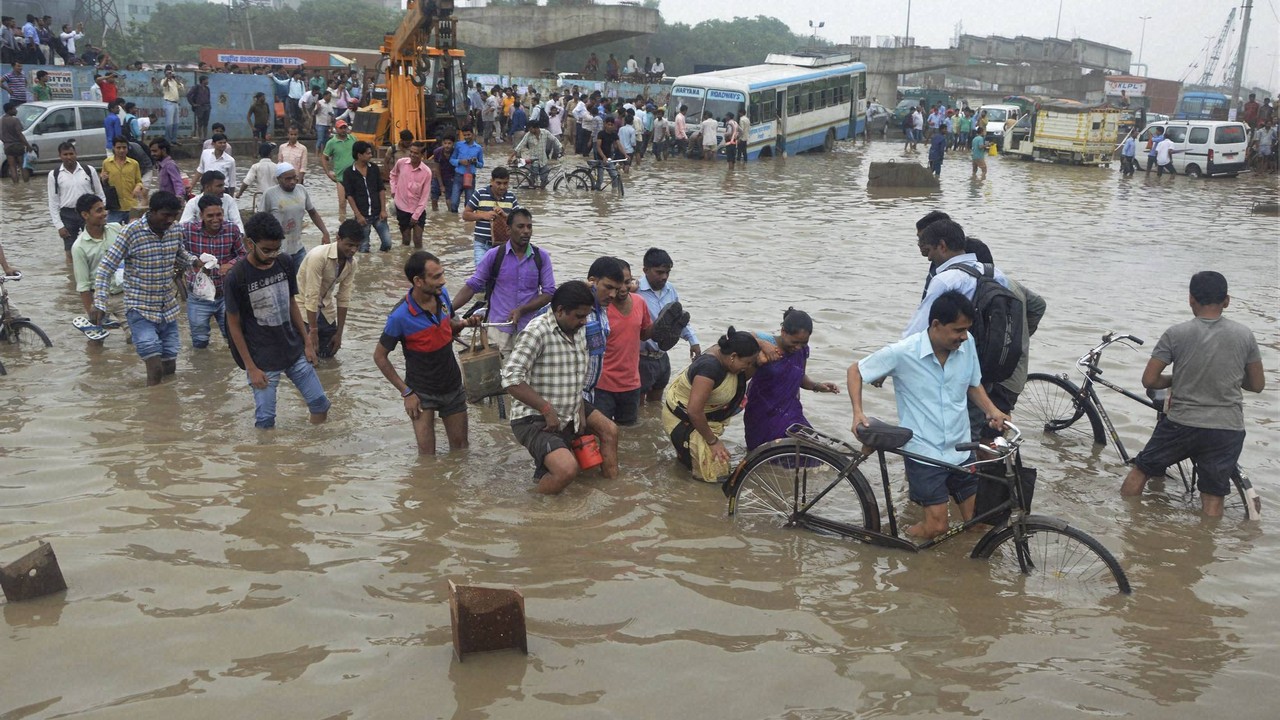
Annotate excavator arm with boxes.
[353,0,467,149]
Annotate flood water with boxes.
[2,139,1278,719]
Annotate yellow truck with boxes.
[1002,101,1122,166]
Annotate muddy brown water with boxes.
[1,139,1278,719]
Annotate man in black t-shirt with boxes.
[224,212,331,430]
[341,140,392,252]
[591,117,625,190]
[373,250,482,455]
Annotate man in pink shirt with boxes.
[389,141,432,249]
[594,259,653,426]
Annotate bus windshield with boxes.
[671,86,744,123]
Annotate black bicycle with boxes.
[0,272,53,376]
[1020,332,1260,520]
[725,421,1132,599]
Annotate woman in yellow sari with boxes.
[663,327,760,482]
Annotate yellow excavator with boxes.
[353,0,469,149]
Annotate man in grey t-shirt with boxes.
[261,162,330,268]
[1121,271,1265,516]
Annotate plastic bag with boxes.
[191,271,216,302]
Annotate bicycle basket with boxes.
[973,466,1037,527]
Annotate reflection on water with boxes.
[1,138,1278,718]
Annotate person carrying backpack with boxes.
[449,207,556,360]
[904,218,1025,439]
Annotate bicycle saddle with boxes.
[855,418,913,450]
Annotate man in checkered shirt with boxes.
[92,191,202,386]
[502,280,619,494]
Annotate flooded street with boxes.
[2,139,1278,719]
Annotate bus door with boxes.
[776,89,787,151]
[850,74,863,135]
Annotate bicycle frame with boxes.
[772,425,1032,558]
[1071,334,1160,464]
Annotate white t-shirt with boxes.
[625,58,639,73]
[652,62,664,75]
[1155,137,1176,165]
[700,118,718,146]
[314,100,334,127]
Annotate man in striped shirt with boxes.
[502,280,619,494]
[91,191,202,385]
[463,166,519,266]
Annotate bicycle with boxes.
[0,272,54,376]
[1019,332,1260,520]
[553,158,628,197]
[725,421,1132,599]
[508,160,567,191]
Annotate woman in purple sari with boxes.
[744,308,841,450]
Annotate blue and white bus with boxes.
[668,53,867,159]
[1175,91,1229,120]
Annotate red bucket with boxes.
[571,434,603,471]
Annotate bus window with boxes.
[749,92,762,124]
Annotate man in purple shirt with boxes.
[450,208,555,358]
[149,138,184,198]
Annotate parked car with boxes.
[1134,120,1248,177]
[0,101,109,177]
[865,103,891,137]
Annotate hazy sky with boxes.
[658,0,1280,91]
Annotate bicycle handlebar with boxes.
[954,421,1022,455]
[1078,332,1146,367]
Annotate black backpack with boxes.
[945,263,1024,384]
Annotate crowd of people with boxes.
[0,61,1268,529]
[1,14,113,69]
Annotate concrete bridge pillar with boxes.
[867,73,899,107]
[498,49,558,78]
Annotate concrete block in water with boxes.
[868,161,940,189]
[449,580,528,661]
[1,542,67,602]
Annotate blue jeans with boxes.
[290,248,306,269]
[358,218,393,252]
[107,210,131,224]
[187,295,227,349]
[473,238,491,267]
[316,124,330,153]
[164,100,179,142]
[127,308,180,361]
[450,174,472,215]
[249,354,331,429]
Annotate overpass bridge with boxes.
[456,2,660,77]
[846,35,1133,105]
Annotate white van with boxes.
[1,101,110,177]
[1135,120,1248,177]
[978,103,1020,148]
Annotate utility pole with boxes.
[905,0,911,47]
[1137,16,1151,70]
[1055,0,1064,39]
[1229,0,1252,111]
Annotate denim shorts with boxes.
[127,308,180,361]
[1133,417,1244,496]
[904,456,977,506]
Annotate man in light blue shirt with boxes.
[904,218,1007,337]
[850,290,1009,539]
[636,247,700,402]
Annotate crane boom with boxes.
[1197,8,1235,86]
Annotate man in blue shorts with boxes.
[847,290,1009,539]
[1121,271,1264,516]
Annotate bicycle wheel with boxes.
[973,517,1131,598]
[1020,373,1105,444]
[552,171,592,196]
[1172,461,1261,521]
[728,444,880,534]
[10,320,52,347]
[509,168,533,189]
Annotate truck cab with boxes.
[978,104,1020,149]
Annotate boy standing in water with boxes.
[636,247,700,402]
